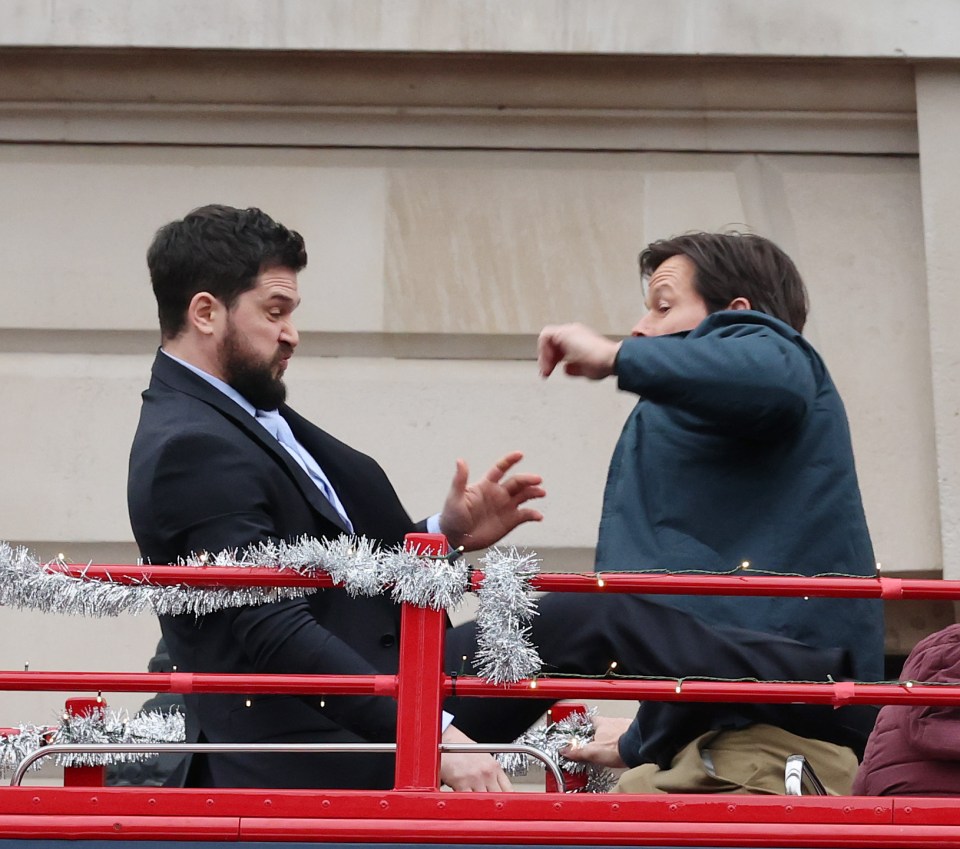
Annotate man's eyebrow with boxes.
[644,280,675,305]
[265,292,301,307]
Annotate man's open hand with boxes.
[439,451,544,551]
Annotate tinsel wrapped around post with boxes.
[497,708,616,793]
[473,547,542,684]
[0,537,540,684]
[0,709,186,777]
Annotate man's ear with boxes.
[187,292,221,336]
[727,296,752,312]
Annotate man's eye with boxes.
[658,304,671,314]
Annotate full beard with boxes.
[220,328,289,411]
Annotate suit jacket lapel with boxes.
[150,353,352,535]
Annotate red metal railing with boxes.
[2,538,960,846]
[44,562,953,600]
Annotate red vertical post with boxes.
[544,702,588,793]
[62,696,106,787]
[393,533,449,791]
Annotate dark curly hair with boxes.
[147,204,307,339]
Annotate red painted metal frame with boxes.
[62,698,106,787]
[47,561,960,600]
[394,534,447,790]
[0,673,955,708]
[4,554,960,845]
[0,788,959,846]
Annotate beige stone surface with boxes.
[2,0,959,59]
[917,69,960,581]
[0,146,389,333]
[385,163,646,334]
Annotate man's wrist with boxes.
[610,340,625,376]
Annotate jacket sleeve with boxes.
[230,598,398,742]
[151,430,398,742]
[614,321,817,438]
[617,713,645,769]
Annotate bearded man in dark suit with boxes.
[128,204,545,791]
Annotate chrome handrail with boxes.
[11,741,565,790]
[784,754,827,796]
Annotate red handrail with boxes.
[4,540,960,847]
[0,672,955,707]
[47,562,957,600]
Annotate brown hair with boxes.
[639,232,808,332]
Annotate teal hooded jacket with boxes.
[596,311,884,766]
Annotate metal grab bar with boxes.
[784,754,828,796]
[11,742,565,790]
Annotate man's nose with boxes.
[281,321,299,349]
[630,314,650,337]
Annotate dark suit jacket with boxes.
[128,352,424,788]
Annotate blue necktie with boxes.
[255,409,354,533]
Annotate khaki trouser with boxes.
[615,723,858,795]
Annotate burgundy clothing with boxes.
[853,624,960,796]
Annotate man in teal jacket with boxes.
[537,232,883,793]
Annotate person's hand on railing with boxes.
[439,724,514,792]
[560,715,632,768]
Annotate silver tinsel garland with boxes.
[498,708,616,793]
[2,706,617,793]
[0,708,185,776]
[0,537,538,683]
[473,547,541,684]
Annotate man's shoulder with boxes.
[132,372,260,475]
[691,310,802,341]
[139,355,251,431]
[691,310,827,374]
